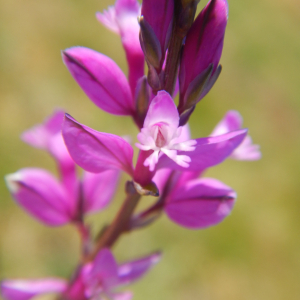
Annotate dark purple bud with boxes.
[139,16,162,69]
[141,0,174,71]
[179,0,228,109]
[134,76,150,128]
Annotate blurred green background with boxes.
[1,0,300,299]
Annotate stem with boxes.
[75,221,91,258]
[84,181,141,262]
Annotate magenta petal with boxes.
[62,47,134,116]
[1,278,67,300]
[156,129,247,171]
[117,252,161,286]
[82,170,120,214]
[21,110,65,150]
[90,249,119,288]
[144,91,179,128]
[5,168,73,226]
[180,0,228,103]
[165,178,236,229]
[62,114,134,176]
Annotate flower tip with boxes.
[5,173,22,193]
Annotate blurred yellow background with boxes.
[1,0,300,299]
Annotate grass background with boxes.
[1,0,300,299]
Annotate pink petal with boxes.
[62,114,134,176]
[1,278,67,300]
[144,91,179,129]
[48,133,78,199]
[211,110,243,136]
[156,129,247,172]
[62,47,134,116]
[21,110,65,150]
[5,168,73,226]
[90,249,119,288]
[97,0,144,95]
[117,252,161,286]
[165,178,236,229]
[110,292,133,300]
[211,111,261,161]
[82,170,120,214]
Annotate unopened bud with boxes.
[180,64,213,112]
[139,16,162,70]
[147,64,161,91]
[179,105,195,126]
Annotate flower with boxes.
[211,110,261,160]
[1,249,161,300]
[5,111,120,226]
[136,91,197,171]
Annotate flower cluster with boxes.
[1,0,261,299]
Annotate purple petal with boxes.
[62,114,134,176]
[141,0,173,64]
[165,178,236,229]
[21,110,64,150]
[117,252,161,286]
[5,168,74,226]
[180,0,228,104]
[144,91,179,128]
[62,47,134,116]
[156,129,248,171]
[1,278,67,300]
[211,111,261,161]
[90,249,119,288]
[82,170,120,214]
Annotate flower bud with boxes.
[179,0,228,111]
[141,0,174,72]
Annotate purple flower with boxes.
[96,0,144,94]
[211,110,261,160]
[136,91,197,171]
[1,249,161,300]
[62,91,247,189]
[5,112,120,226]
[179,0,228,112]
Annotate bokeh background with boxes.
[1,0,300,299]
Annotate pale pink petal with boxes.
[117,252,161,286]
[110,292,133,300]
[1,278,67,300]
[97,0,144,95]
[165,178,236,229]
[21,110,64,150]
[211,111,261,161]
[62,47,134,116]
[5,168,73,226]
[156,129,248,171]
[62,114,134,176]
[144,91,179,129]
[82,170,120,214]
